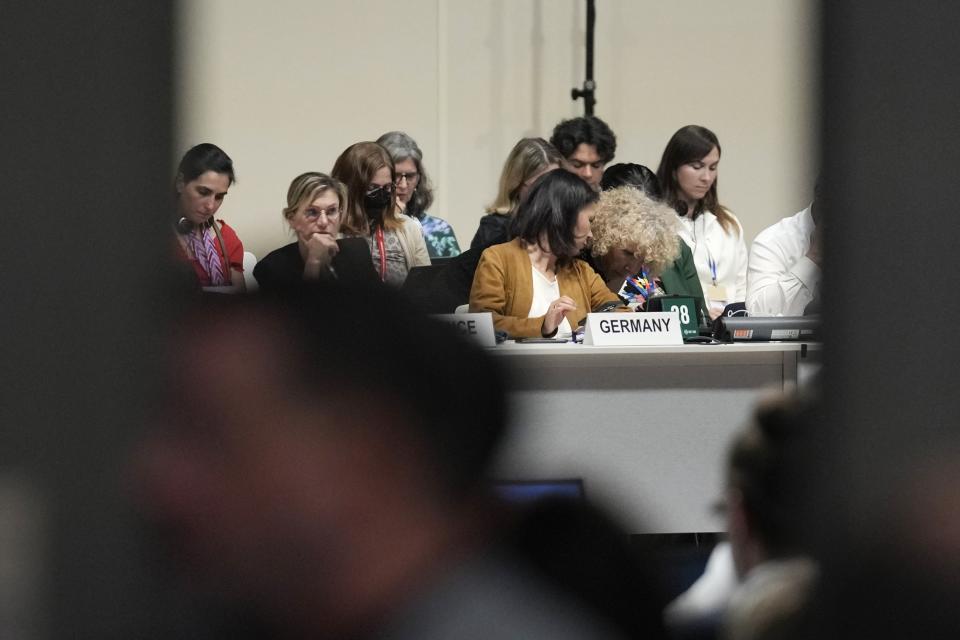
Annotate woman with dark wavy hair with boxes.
[469,171,622,338]
[657,125,747,319]
[172,143,246,293]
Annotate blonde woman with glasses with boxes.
[253,172,379,291]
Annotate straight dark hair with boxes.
[656,125,737,235]
[175,143,235,187]
[600,163,662,200]
[511,170,598,268]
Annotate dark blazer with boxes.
[470,213,511,252]
[404,248,484,314]
[253,238,379,291]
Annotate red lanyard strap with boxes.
[375,226,387,281]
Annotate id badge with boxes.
[706,284,728,302]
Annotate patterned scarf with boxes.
[186,225,227,285]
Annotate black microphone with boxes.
[592,300,620,313]
[579,300,621,328]
[673,201,688,217]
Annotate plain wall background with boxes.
[177,0,817,261]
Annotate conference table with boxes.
[488,341,820,534]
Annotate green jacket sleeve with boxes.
[660,239,709,325]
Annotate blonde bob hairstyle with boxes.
[590,186,681,273]
[282,172,348,224]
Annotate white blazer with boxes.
[677,210,748,312]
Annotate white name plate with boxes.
[432,312,497,347]
[582,311,683,346]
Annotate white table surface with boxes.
[486,341,819,533]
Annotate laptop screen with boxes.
[491,479,585,504]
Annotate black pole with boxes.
[571,0,596,116]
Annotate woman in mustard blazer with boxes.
[469,170,622,338]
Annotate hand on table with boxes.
[542,296,577,336]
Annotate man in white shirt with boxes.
[746,199,822,316]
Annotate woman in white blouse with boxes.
[657,125,748,320]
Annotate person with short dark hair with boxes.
[377,131,461,259]
[599,162,661,199]
[252,172,379,291]
[550,115,617,190]
[722,396,818,640]
[657,125,748,319]
[331,142,430,285]
[173,143,246,292]
[665,395,818,640]
[469,170,623,338]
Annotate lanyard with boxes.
[692,215,718,286]
[375,225,387,281]
[626,267,656,301]
[640,266,655,298]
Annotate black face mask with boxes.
[364,186,393,216]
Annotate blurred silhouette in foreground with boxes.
[134,282,665,639]
[666,394,817,640]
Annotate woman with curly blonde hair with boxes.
[587,184,707,318]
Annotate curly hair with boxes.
[550,116,617,163]
[590,187,681,273]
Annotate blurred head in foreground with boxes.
[135,283,509,635]
[725,394,812,577]
[722,394,818,640]
[134,283,659,638]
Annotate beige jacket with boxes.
[395,214,431,269]
[469,239,623,337]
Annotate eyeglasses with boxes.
[366,183,394,195]
[394,171,419,185]
[304,206,340,220]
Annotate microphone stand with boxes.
[570,0,596,116]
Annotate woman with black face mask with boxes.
[332,142,430,285]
